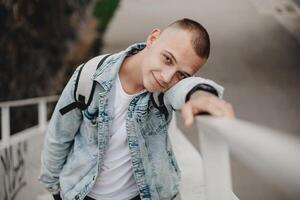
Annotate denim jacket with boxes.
[39,43,224,200]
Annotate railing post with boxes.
[198,125,233,200]
[38,100,47,131]
[1,106,10,146]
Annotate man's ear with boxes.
[146,28,161,48]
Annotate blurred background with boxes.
[0,0,299,199]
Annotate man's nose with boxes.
[161,67,177,83]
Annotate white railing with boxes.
[0,96,59,148]
[1,96,300,200]
[196,117,300,200]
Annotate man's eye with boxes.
[176,72,187,80]
[164,55,172,64]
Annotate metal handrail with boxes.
[196,116,300,200]
[0,95,59,108]
[1,96,300,199]
[0,95,59,147]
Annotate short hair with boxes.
[166,18,210,59]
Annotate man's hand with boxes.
[181,91,235,127]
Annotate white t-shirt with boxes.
[88,74,145,200]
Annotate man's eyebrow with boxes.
[164,50,177,64]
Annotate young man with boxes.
[39,18,234,200]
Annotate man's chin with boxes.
[144,79,166,92]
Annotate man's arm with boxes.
[164,77,234,126]
[38,66,83,194]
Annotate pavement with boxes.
[102,0,300,199]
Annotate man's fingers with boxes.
[189,96,235,118]
[181,103,195,127]
[215,100,235,118]
[225,102,235,117]
[204,100,224,117]
[182,93,235,128]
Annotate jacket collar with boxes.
[92,43,146,92]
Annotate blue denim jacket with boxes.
[39,43,224,200]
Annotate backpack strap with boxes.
[150,92,169,120]
[59,54,110,115]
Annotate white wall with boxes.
[0,128,47,200]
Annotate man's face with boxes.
[141,27,206,92]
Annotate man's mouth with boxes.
[152,73,165,88]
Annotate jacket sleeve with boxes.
[38,66,83,194]
[163,76,224,110]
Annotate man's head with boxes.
[141,18,210,92]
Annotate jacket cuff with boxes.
[164,77,224,110]
[185,83,219,102]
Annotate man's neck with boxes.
[119,49,146,95]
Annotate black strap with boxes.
[185,83,218,102]
[59,101,86,115]
[96,54,111,69]
[150,93,169,120]
[52,193,61,200]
